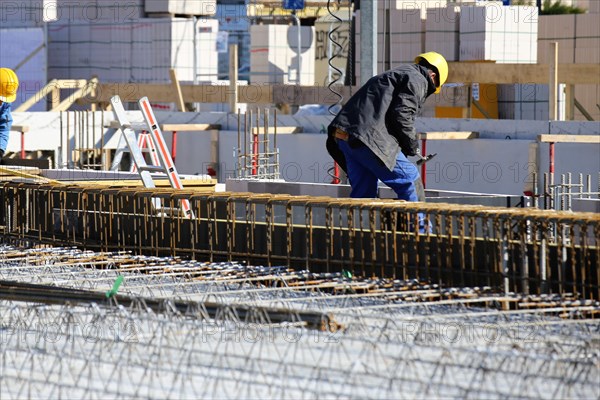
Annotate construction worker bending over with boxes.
[0,68,19,160]
[326,52,448,202]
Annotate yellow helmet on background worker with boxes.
[0,68,19,103]
[415,52,448,94]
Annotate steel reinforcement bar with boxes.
[1,182,598,299]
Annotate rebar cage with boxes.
[1,182,598,299]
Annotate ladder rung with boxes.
[138,165,165,173]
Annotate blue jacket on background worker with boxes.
[327,52,448,202]
[0,68,20,160]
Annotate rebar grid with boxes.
[1,289,599,396]
[1,244,599,399]
[543,172,600,211]
[236,108,281,180]
[1,183,598,299]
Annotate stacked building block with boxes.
[355,9,424,82]
[0,28,47,111]
[54,0,145,22]
[459,4,538,64]
[49,18,218,84]
[425,5,461,62]
[537,13,600,121]
[458,4,540,120]
[145,0,216,16]
[250,25,315,85]
[537,14,576,64]
[0,0,57,27]
[497,84,549,120]
[378,0,448,11]
[573,14,600,121]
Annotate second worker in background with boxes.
[0,68,19,161]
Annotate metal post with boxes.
[229,44,239,113]
[532,172,539,209]
[549,42,558,121]
[359,0,377,85]
[20,131,25,159]
[502,226,509,296]
[567,172,572,211]
[549,141,555,208]
[291,13,302,84]
[540,237,547,294]
[560,174,566,211]
[421,136,427,188]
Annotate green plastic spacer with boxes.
[106,275,124,298]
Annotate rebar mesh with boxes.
[1,245,598,399]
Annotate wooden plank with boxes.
[0,166,61,184]
[69,179,217,189]
[10,125,29,133]
[447,63,600,85]
[79,62,600,107]
[53,77,99,112]
[14,80,58,112]
[251,126,303,134]
[169,69,186,112]
[0,166,39,176]
[538,134,600,143]
[160,124,221,131]
[420,132,479,140]
[56,79,89,88]
[271,85,354,107]
[92,83,273,104]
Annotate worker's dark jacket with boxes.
[327,64,436,172]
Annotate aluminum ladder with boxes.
[110,95,193,218]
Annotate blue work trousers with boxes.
[337,139,420,200]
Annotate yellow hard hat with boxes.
[415,52,448,94]
[0,68,19,103]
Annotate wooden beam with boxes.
[74,62,599,108]
[169,69,186,112]
[271,85,354,107]
[0,166,62,185]
[66,179,217,189]
[419,132,479,140]
[14,79,57,112]
[53,77,99,112]
[93,83,273,104]
[55,79,89,88]
[252,126,303,134]
[10,125,29,133]
[565,85,575,121]
[538,134,600,144]
[160,124,221,131]
[447,63,600,85]
[574,98,595,121]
